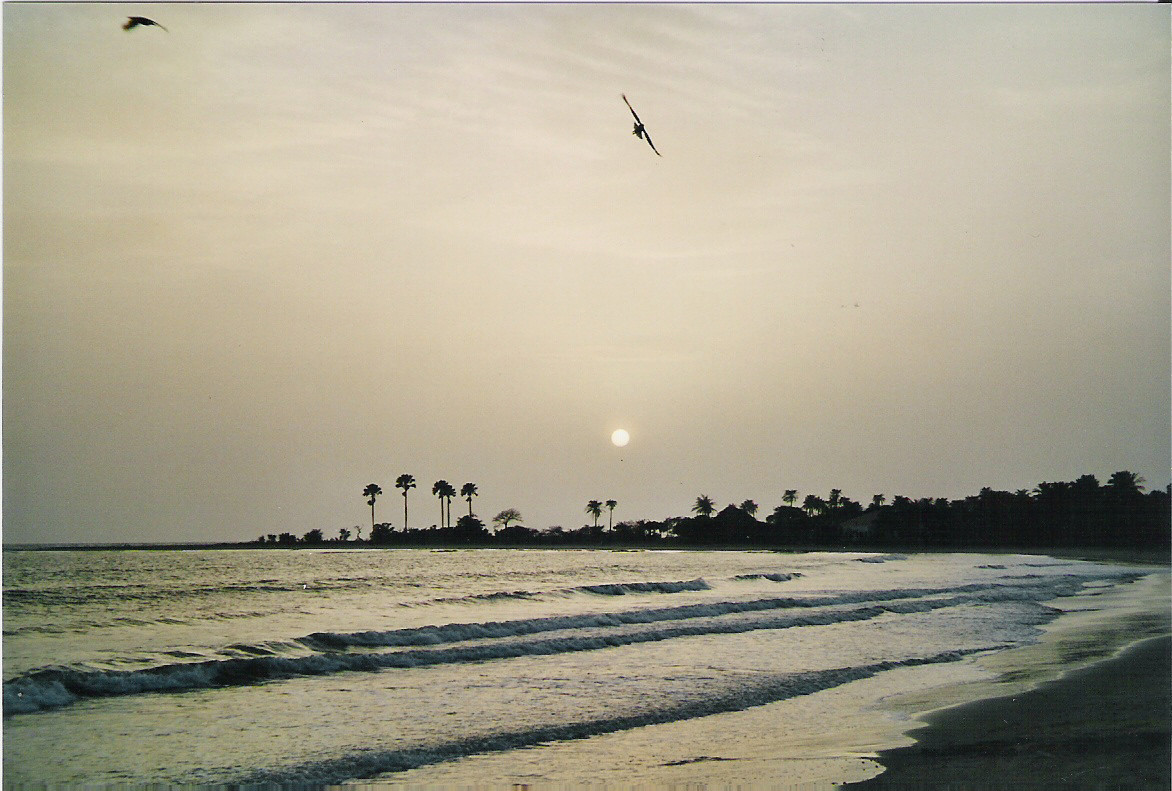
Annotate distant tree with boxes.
[277,532,298,545]
[496,523,539,544]
[693,495,716,518]
[267,533,278,543]
[606,499,618,529]
[432,480,453,528]
[767,503,803,527]
[432,480,445,526]
[1107,470,1146,495]
[370,523,395,544]
[493,508,523,530]
[440,481,458,527]
[461,482,479,517]
[454,514,489,543]
[362,484,382,532]
[827,489,843,512]
[783,490,798,508]
[802,494,824,516]
[1073,474,1101,492]
[739,500,758,517]
[586,500,603,527]
[1033,481,1065,498]
[871,494,886,509]
[302,528,325,544]
[395,474,417,530]
[838,496,864,518]
[338,527,351,542]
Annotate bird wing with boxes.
[125,16,167,31]
[622,94,642,125]
[643,129,662,156]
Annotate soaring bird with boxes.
[622,94,661,157]
[122,16,168,32]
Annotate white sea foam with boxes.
[2,574,1110,716]
[2,549,1157,788]
[194,648,1001,788]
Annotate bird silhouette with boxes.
[123,16,168,32]
[622,94,661,157]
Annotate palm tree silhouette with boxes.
[740,500,758,517]
[692,495,716,518]
[871,494,886,509]
[440,481,458,527]
[432,480,451,528]
[605,499,618,529]
[802,494,824,516]
[1107,470,1146,495]
[362,484,382,532]
[461,482,479,517]
[586,500,603,528]
[395,474,416,530]
[783,490,798,508]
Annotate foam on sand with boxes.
[847,635,1171,789]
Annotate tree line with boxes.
[253,470,1168,550]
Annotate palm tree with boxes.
[783,490,798,508]
[440,481,458,528]
[605,499,618,529]
[586,500,603,528]
[871,494,886,509]
[395,474,416,530]
[461,482,479,517]
[802,493,824,516]
[432,480,451,528]
[827,489,843,512]
[692,495,716,518]
[740,499,758,517]
[362,484,382,531]
[1107,470,1146,495]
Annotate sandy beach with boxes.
[845,635,1171,790]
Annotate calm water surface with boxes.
[3,548,1167,788]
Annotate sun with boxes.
[611,429,630,447]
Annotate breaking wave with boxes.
[3,574,1110,718]
[191,647,1000,787]
[416,578,715,607]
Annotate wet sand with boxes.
[845,635,1171,790]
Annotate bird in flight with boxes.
[622,94,661,157]
[123,16,168,32]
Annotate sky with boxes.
[3,2,1170,544]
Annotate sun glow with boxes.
[611,429,630,447]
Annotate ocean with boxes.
[2,548,1168,788]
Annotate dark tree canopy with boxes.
[254,471,1167,551]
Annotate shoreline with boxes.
[4,543,1168,566]
[845,635,1172,790]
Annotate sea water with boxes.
[2,548,1167,788]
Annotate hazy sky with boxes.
[4,3,1169,544]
